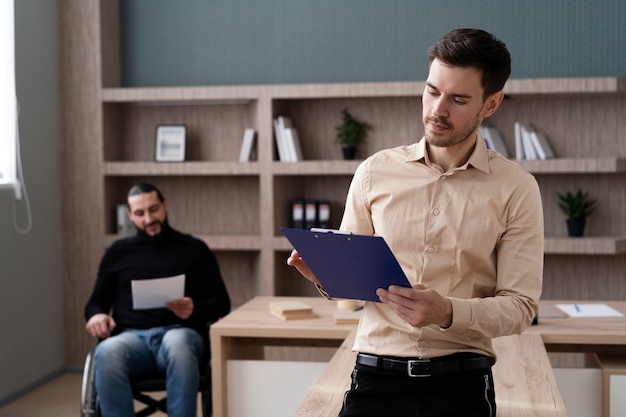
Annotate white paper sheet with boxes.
[556,303,623,318]
[131,274,185,310]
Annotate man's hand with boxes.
[376,284,453,328]
[85,313,116,339]
[287,249,321,285]
[167,297,194,320]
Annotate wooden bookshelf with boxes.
[59,0,626,366]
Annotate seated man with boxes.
[85,182,231,417]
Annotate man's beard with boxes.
[424,112,481,148]
[137,216,170,240]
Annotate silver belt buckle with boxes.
[407,358,431,377]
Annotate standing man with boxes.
[288,29,543,417]
[85,182,231,417]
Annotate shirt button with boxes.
[419,341,427,347]
[433,209,440,216]
[427,246,435,253]
[422,283,430,288]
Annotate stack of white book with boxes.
[514,122,556,160]
[274,116,303,162]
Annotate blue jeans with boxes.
[94,325,204,417]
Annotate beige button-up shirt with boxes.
[340,136,544,359]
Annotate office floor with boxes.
[0,373,179,417]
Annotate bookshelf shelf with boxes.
[517,158,626,174]
[60,1,626,366]
[103,161,261,176]
[105,234,263,251]
[545,236,626,255]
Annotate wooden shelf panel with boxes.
[102,77,626,102]
[105,234,262,251]
[545,236,626,255]
[516,158,626,174]
[278,235,626,255]
[103,161,260,176]
[272,160,361,175]
[504,77,626,96]
[102,86,259,104]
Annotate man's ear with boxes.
[483,91,505,118]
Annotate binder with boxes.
[290,199,305,229]
[304,200,317,229]
[316,200,331,228]
[280,227,411,302]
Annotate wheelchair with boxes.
[80,346,212,417]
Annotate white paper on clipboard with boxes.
[131,274,185,310]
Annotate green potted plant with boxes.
[556,189,596,237]
[335,108,371,160]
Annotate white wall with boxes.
[0,0,63,406]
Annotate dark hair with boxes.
[428,28,511,101]
[127,182,165,203]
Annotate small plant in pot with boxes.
[556,189,596,237]
[335,108,371,160]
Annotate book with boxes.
[520,124,538,160]
[333,309,362,324]
[269,300,314,315]
[284,127,303,161]
[270,310,320,320]
[529,131,555,159]
[514,122,525,160]
[269,300,319,320]
[116,204,134,236]
[479,126,509,158]
[273,117,292,162]
[238,128,256,162]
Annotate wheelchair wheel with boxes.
[80,348,100,417]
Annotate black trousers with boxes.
[338,362,496,417]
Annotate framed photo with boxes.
[155,125,186,162]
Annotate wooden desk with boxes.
[210,297,355,417]
[211,298,626,417]
[527,301,626,353]
[292,332,568,417]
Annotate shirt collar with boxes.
[405,135,491,174]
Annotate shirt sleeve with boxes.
[446,178,544,338]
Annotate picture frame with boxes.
[155,125,186,162]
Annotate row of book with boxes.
[290,199,331,230]
[274,116,303,162]
[514,122,555,160]
[479,123,555,160]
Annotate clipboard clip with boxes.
[309,228,352,235]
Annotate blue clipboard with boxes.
[280,227,411,302]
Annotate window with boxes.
[0,0,20,199]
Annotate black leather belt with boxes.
[356,353,495,377]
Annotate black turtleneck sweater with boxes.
[84,224,231,348]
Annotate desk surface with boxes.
[528,300,626,347]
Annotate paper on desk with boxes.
[556,303,623,318]
[131,274,185,310]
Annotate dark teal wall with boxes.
[121,0,626,87]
